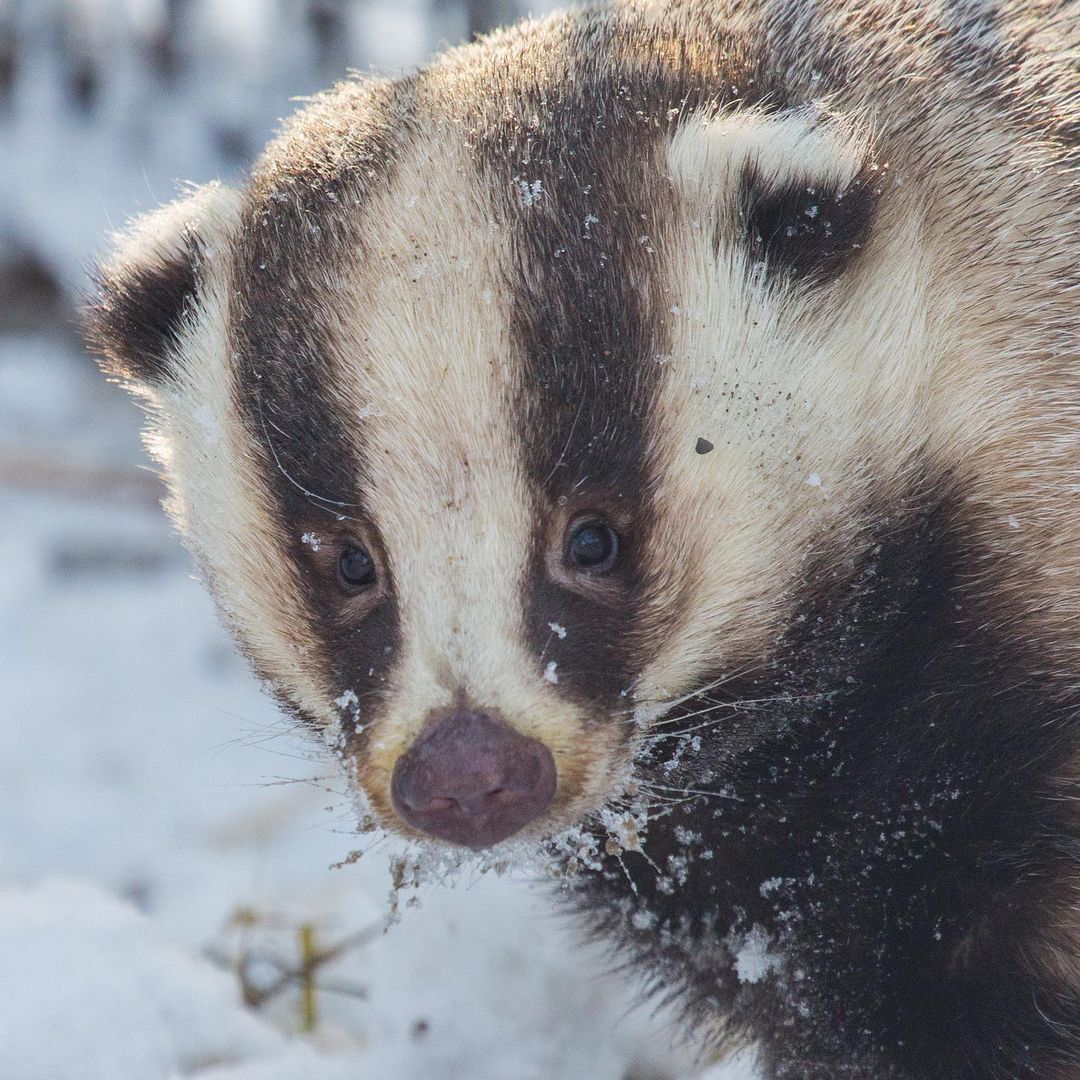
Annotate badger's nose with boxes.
[390,709,557,849]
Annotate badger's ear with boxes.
[85,181,242,385]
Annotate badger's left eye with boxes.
[566,519,620,573]
[337,542,376,593]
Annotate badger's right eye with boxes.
[566,518,620,574]
[337,542,376,593]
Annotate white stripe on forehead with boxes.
[669,105,870,197]
[636,109,933,703]
[329,125,553,738]
[138,185,335,725]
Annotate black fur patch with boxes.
[567,484,1080,1079]
[492,81,666,706]
[85,238,200,384]
[228,81,415,731]
[740,160,885,287]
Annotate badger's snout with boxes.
[390,709,557,849]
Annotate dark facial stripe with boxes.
[739,158,886,287]
[468,13,803,710]
[493,72,672,705]
[228,80,415,732]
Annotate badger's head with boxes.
[87,10,937,856]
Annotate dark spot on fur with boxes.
[695,437,714,454]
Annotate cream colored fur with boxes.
[116,184,338,727]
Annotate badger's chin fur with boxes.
[87,1,1078,1076]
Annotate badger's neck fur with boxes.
[571,486,1079,1080]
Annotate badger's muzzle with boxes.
[390,709,557,849]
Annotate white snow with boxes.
[335,688,359,709]
[729,925,784,985]
[516,178,544,206]
[759,877,783,897]
[544,659,560,683]
[0,879,283,1080]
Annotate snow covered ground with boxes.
[0,336,760,1079]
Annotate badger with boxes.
[86,0,1079,1075]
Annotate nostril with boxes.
[390,708,557,849]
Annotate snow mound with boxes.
[0,874,752,1080]
[191,1045,364,1080]
[0,879,282,1080]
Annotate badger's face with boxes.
[90,15,928,854]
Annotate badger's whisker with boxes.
[644,692,823,739]
[257,398,360,517]
[612,666,761,720]
[638,781,743,803]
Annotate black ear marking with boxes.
[84,181,241,385]
[740,160,886,286]
[85,233,201,385]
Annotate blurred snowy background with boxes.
[0,2,757,1078]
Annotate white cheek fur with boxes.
[136,185,337,729]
